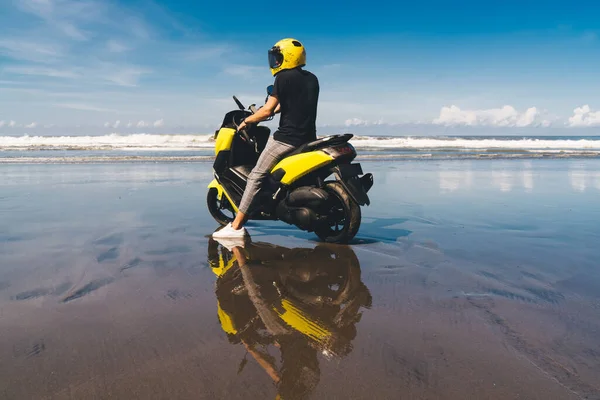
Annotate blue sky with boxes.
[2,0,600,135]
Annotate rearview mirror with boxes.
[265,85,274,104]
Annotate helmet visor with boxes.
[268,48,283,69]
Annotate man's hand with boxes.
[239,95,279,131]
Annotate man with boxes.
[212,38,320,240]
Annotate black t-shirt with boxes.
[271,68,319,147]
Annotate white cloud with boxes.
[9,121,16,127]
[344,118,385,127]
[59,22,88,41]
[1,0,242,126]
[103,67,151,86]
[582,31,598,44]
[16,0,96,41]
[433,105,550,127]
[515,107,538,127]
[7,62,151,87]
[25,122,37,128]
[104,120,121,128]
[107,39,129,53]
[4,66,80,79]
[223,65,265,79]
[126,121,133,128]
[153,119,164,127]
[17,0,54,20]
[55,103,115,112]
[0,120,5,128]
[128,17,151,39]
[136,120,147,128]
[0,39,63,63]
[2,1,154,90]
[567,105,600,127]
[183,45,229,61]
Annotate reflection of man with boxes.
[209,238,372,399]
[232,245,321,399]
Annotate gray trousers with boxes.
[238,136,295,214]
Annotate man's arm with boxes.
[238,95,279,131]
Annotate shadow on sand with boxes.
[243,217,413,245]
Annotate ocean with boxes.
[2,133,600,163]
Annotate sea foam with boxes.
[2,133,600,151]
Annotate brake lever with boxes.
[233,119,251,142]
[240,129,251,143]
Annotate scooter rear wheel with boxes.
[207,188,235,226]
[315,182,361,244]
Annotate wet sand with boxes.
[1,160,599,399]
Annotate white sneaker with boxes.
[212,222,248,239]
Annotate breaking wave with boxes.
[348,136,600,150]
[0,133,216,151]
[1,133,600,152]
[1,133,600,163]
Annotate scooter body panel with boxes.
[208,178,239,212]
[214,127,236,154]
[271,150,334,185]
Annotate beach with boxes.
[1,159,599,399]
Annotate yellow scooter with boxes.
[207,87,374,243]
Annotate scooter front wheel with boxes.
[315,182,361,244]
[207,188,235,226]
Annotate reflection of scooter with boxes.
[208,238,372,400]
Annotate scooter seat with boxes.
[231,164,254,179]
[288,133,354,156]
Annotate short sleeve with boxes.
[271,74,284,98]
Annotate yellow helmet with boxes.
[268,38,306,76]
